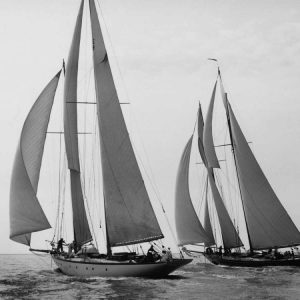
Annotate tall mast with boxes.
[218,68,253,251]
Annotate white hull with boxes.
[52,255,192,277]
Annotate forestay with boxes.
[89,0,163,247]
[10,71,61,246]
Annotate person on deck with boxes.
[218,246,223,255]
[166,247,173,262]
[68,240,76,257]
[57,238,65,253]
[147,245,158,262]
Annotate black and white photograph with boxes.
[1,0,300,299]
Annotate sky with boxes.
[1,0,300,254]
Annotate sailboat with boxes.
[9,0,191,277]
[175,62,300,267]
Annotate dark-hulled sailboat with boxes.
[175,63,300,267]
[9,0,191,277]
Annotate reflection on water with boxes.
[0,255,300,299]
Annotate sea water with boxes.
[0,254,299,299]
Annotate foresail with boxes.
[203,80,220,168]
[10,71,61,245]
[64,0,92,245]
[89,0,163,247]
[227,103,300,249]
[199,103,242,248]
[207,169,243,249]
[175,136,211,246]
[204,179,216,247]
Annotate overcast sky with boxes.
[1,0,300,254]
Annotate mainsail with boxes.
[10,71,61,246]
[175,136,211,246]
[89,0,163,247]
[226,102,300,249]
[64,0,92,245]
[217,69,300,250]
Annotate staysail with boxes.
[207,169,243,248]
[199,103,242,248]
[226,102,300,249]
[175,136,211,246]
[203,179,216,247]
[64,0,92,245]
[89,0,163,247]
[10,71,61,246]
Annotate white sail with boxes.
[64,0,92,245]
[227,102,300,249]
[175,136,211,246]
[10,71,61,245]
[89,0,163,247]
[203,80,220,168]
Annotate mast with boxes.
[218,69,253,251]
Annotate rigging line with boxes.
[127,111,164,207]
[131,141,164,210]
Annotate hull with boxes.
[203,253,300,267]
[52,255,192,277]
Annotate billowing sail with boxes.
[10,71,61,246]
[199,101,242,248]
[227,103,300,249]
[175,136,211,246]
[203,80,220,168]
[89,0,163,247]
[64,0,92,245]
[204,186,216,247]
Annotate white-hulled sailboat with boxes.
[175,63,300,267]
[9,0,191,277]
